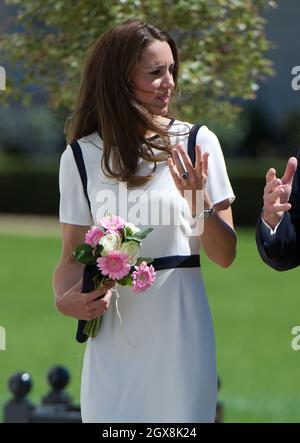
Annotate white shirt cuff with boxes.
[261,215,283,235]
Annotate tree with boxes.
[0,0,276,125]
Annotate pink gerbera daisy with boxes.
[85,226,104,246]
[131,261,156,293]
[97,250,131,280]
[100,215,125,234]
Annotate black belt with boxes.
[76,254,201,343]
[151,254,200,271]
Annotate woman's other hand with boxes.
[56,278,115,320]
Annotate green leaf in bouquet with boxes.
[117,275,133,286]
[94,244,104,257]
[93,273,105,290]
[93,274,115,292]
[104,210,113,218]
[130,227,154,240]
[125,236,142,244]
[120,227,127,243]
[124,225,132,237]
[135,257,154,266]
[73,244,96,264]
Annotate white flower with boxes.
[125,222,140,236]
[100,233,122,256]
[120,240,140,265]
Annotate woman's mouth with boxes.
[156,94,170,104]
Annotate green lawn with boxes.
[1,228,300,423]
[0,232,84,418]
[203,229,300,423]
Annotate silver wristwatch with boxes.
[192,206,215,220]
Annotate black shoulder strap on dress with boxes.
[70,140,91,344]
[70,140,91,210]
[187,123,203,167]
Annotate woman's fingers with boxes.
[59,280,114,320]
[169,146,189,181]
[195,144,203,176]
[87,289,113,319]
[102,289,113,304]
[167,157,182,188]
[85,281,114,301]
[96,289,113,314]
[202,152,209,177]
[168,144,208,187]
[175,144,194,176]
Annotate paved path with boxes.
[0,214,61,236]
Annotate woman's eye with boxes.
[149,65,175,76]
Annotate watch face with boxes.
[204,208,214,219]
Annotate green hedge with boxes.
[0,171,59,215]
[0,158,288,226]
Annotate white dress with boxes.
[59,120,235,423]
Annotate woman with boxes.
[53,18,237,423]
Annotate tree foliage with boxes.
[0,0,277,124]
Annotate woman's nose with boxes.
[162,72,175,89]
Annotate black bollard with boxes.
[42,365,72,405]
[3,372,34,423]
[4,366,81,423]
[31,365,81,423]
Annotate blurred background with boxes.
[1,0,300,423]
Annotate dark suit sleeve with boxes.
[256,149,300,271]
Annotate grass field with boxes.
[1,226,300,423]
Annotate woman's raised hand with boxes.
[168,143,208,191]
[167,143,211,215]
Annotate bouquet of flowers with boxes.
[73,211,156,338]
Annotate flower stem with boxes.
[83,316,102,338]
[83,276,112,338]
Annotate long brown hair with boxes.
[65,19,182,188]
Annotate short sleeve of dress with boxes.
[196,125,235,207]
[59,145,93,226]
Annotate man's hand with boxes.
[262,157,298,229]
